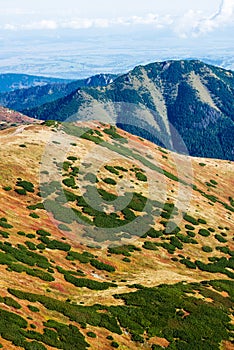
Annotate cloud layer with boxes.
[1,0,233,37]
[1,14,173,31]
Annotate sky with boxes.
[0,0,233,37]
[0,0,233,77]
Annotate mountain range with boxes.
[0,73,73,93]
[1,60,232,161]
[0,73,116,112]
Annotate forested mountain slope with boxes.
[25,60,234,160]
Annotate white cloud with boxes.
[1,13,173,31]
[3,24,17,31]
[174,10,202,38]
[0,8,36,15]
[23,20,58,30]
[61,18,110,29]
[175,0,234,37]
[1,20,58,31]
[198,0,234,33]
[60,14,172,29]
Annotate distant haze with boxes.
[0,0,233,77]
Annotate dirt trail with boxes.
[0,125,27,138]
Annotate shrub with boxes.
[16,180,34,193]
[103,178,117,185]
[17,231,26,236]
[177,234,197,244]
[87,331,96,338]
[25,242,37,251]
[160,211,171,219]
[36,244,46,250]
[186,231,195,237]
[67,251,94,263]
[202,246,213,253]
[180,259,197,269]
[170,236,183,250]
[3,186,12,191]
[185,224,195,231]
[115,166,128,172]
[104,165,119,175]
[0,230,9,238]
[127,192,147,212]
[29,213,40,219]
[90,259,115,272]
[27,203,44,210]
[67,156,78,161]
[62,161,72,172]
[135,172,147,182]
[3,296,21,309]
[122,208,136,222]
[36,229,51,237]
[62,177,76,188]
[15,188,27,195]
[210,179,218,185]
[43,120,58,127]
[98,189,117,201]
[70,166,79,176]
[64,274,116,290]
[0,219,13,229]
[108,245,140,256]
[107,335,114,340]
[161,242,175,254]
[198,229,210,237]
[26,234,36,239]
[146,228,163,238]
[143,241,159,251]
[28,305,40,313]
[46,239,71,252]
[198,218,207,224]
[103,126,124,141]
[63,190,77,202]
[215,234,227,243]
[183,214,198,225]
[80,132,103,144]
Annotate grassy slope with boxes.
[0,122,233,350]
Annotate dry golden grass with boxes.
[0,122,233,349]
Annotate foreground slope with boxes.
[0,106,39,130]
[24,60,234,160]
[0,121,233,350]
